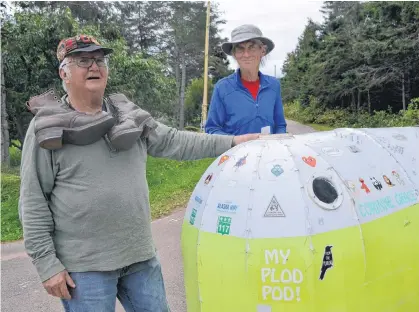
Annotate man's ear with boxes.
[59,68,66,80]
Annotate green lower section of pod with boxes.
[181,204,419,312]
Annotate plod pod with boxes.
[181,126,419,312]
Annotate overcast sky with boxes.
[215,0,325,77]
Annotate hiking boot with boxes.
[27,89,115,150]
[106,93,157,150]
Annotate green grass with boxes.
[1,173,23,242]
[146,156,215,218]
[1,156,215,242]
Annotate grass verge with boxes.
[1,173,23,242]
[146,156,214,219]
[1,156,215,242]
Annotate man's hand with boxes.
[43,270,76,299]
[232,133,260,146]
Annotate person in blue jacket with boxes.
[205,24,287,135]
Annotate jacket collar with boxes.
[232,68,271,89]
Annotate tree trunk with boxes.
[179,53,186,130]
[174,48,181,124]
[357,89,361,112]
[1,55,10,166]
[402,74,406,111]
[351,90,356,112]
[367,89,371,115]
[406,73,411,108]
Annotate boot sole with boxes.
[37,115,115,150]
[38,127,64,150]
[109,128,142,150]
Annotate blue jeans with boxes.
[61,256,170,312]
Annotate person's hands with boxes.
[43,270,75,299]
[232,133,260,146]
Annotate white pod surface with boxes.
[181,126,419,312]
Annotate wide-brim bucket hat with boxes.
[221,24,275,56]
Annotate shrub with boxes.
[9,141,22,167]
[284,97,419,128]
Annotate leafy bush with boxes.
[284,97,419,128]
[9,140,22,167]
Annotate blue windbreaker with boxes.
[205,69,287,135]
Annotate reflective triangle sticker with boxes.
[264,195,286,217]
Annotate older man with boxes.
[19,35,259,312]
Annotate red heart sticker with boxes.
[302,156,316,167]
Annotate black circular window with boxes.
[312,177,338,204]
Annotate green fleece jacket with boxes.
[19,118,234,282]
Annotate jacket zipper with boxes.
[240,84,267,115]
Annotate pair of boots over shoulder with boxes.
[26,89,157,151]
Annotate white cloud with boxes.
[215,0,325,77]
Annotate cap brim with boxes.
[221,37,275,56]
[66,45,113,57]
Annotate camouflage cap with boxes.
[56,35,113,63]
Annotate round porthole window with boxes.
[313,177,338,204]
[307,174,343,210]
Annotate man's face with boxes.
[60,51,109,94]
[233,40,265,72]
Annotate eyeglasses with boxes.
[64,56,109,68]
[234,44,262,56]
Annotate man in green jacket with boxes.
[19,35,259,312]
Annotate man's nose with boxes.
[89,60,100,71]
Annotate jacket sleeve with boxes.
[18,119,65,282]
[146,121,234,160]
[273,80,287,134]
[205,83,229,135]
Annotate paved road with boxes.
[1,120,316,312]
[1,210,186,312]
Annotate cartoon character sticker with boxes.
[319,245,333,280]
[370,177,383,191]
[383,175,395,187]
[234,154,248,168]
[271,164,284,177]
[359,178,370,194]
[302,156,316,167]
[392,171,405,185]
[204,173,213,185]
[218,155,229,165]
